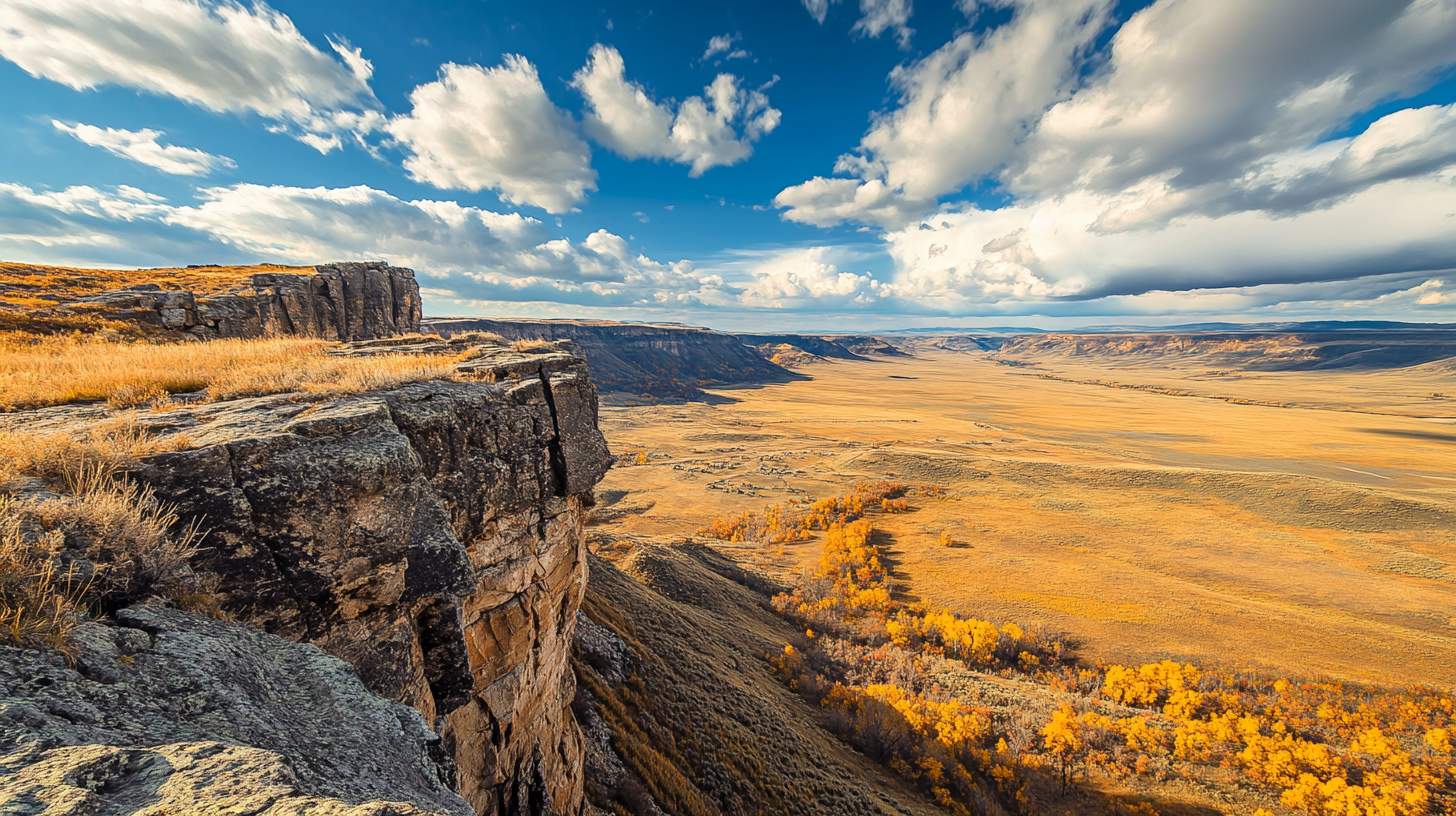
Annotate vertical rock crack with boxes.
[536,367,570,499]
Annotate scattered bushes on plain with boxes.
[740,485,1455,815]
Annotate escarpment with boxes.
[1,260,422,340]
[424,317,798,399]
[9,339,612,815]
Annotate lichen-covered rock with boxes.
[0,604,472,816]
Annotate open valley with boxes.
[592,348,1456,689]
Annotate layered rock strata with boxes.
[11,339,612,815]
[0,605,472,816]
[62,261,422,340]
[423,318,797,399]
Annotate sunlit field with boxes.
[592,349,1456,689]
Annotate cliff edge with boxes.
[7,337,614,815]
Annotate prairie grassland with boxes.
[0,335,462,410]
[591,350,1456,689]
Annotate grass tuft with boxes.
[0,507,85,656]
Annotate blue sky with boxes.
[1,0,1454,330]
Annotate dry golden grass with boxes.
[0,468,207,653]
[0,260,312,309]
[0,335,464,411]
[0,413,191,486]
[0,506,82,654]
[591,350,1456,690]
[35,462,203,611]
[0,261,317,336]
[0,417,215,652]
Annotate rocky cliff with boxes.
[1,604,472,815]
[734,334,867,360]
[424,318,798,399]
[5,261,422,340]
[9,338,613,815]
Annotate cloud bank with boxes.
[0,181,731,308]
[774,0,1456,320]
[0,0,382,152]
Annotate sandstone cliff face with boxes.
[11,340,612,815]
[424,318,797,399]
[63,262,422,341]
[0,605,471,815]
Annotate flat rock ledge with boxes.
[0,604,473,816]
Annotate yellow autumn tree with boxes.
[1042,703,1084,794]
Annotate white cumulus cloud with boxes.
[736,247,887,309]
[386,59,597,214]
[53,121,235,176]
[0,0,382,152]
[1013,0,1456,199]
[572,45,781,176]
[702,33,747,62]
[777,0,1456,319]
[801,0,839,24]
[884,169,1456,309]
[800,0,913,46]
[773,177,933,230]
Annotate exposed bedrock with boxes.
[16,343,613,815]
[64,261,423,341]
[0,604,473,816]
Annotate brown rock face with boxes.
[423,317,798,399]
[27,343,611,815]
[63,261,423,340]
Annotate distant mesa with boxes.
[824,334,912,357]
[424,316,805,402]
[992,328,1456,371]
[735,333,867,360]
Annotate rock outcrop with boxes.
[9,338,613,815]
[59,262,422,341]
[423,318,798,399]
[0,604,472,816]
